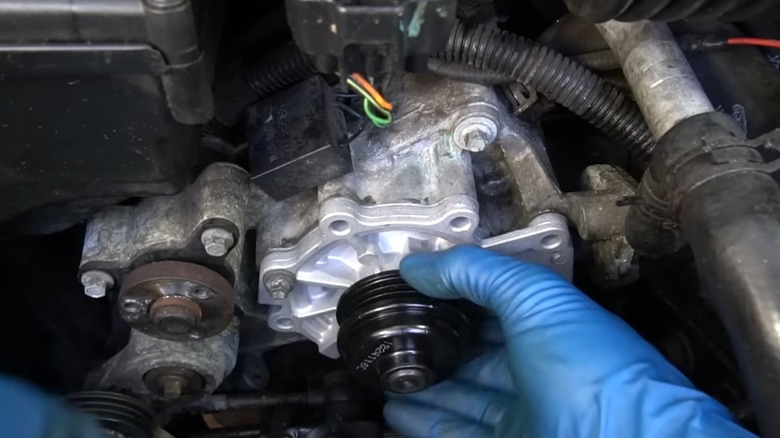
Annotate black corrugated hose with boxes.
[441,21,655,162]
[244,43,318,98]
[213,23,656,163]
[427,58,513,84]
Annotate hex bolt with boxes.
[465,131,488,152]
[187,288,214,301]
[157,375,187,400]
[121,299,145,315]
[149,297,203,336]
[453,112,499,153]
[200,227,235,257]
[264,270,297,300]
[382,367,433,394]
[80,271,115,299]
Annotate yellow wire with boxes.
[350,73,394,111]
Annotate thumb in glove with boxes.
[385,246,754,438]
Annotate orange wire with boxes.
[728,37,780,49]
[350,73,393,111]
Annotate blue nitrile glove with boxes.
[384,246,755,438]
[0,374,103,438]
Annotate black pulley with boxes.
[336,271,473,394]
[66,391,155,438]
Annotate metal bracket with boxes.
[258,195,572,358]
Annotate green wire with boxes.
[363,98,392,127]
[347,78,393,128]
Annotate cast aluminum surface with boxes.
[259,208,572,358]
[79,162,253,311]
[86,319,239,403]
[256,75,573,358]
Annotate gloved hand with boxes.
[384,246,755,438]
[0,375,103,438]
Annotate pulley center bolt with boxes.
[337,271,473,394]
[149,297,203,336]
[382,366,433,394]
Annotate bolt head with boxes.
[264,270,296,300]
[271,289,289,300]
[80,271,114,299]
[149,297,203,336]
[121,299,145,314]
[157,375,187,400]
[382,367,432,394]
[464,131,488,152]
[200,227,235,257]
[151,304,200,336]
[187,288,214,300]
[453,114,498,152]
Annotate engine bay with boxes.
[1,0,780,437]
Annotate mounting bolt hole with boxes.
[541,234,563,250]
[449,217,473,232]
[276,318,295,330]
[122,300,143,313]
[329,220,351,236]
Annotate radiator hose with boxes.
[632,113,780,437]
[441,21,655,163]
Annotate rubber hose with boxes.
[681,171,780,437]
[244,44,318,98]
[442,21,655,161]
[572,50,621,72]
[565,0,779,23]
[427,59,513,84]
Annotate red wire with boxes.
[727,37,780,49]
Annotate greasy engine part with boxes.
[256,75,575,359]
[118,261,235,341]
[2,2,779,437]
[602,19,780,436]
[285,0,457,75]
[565,0,779,22]
[78,163,255,312]
[441,20,655,163]
[86,320,239,404]
[248,76,351,201]
[336,271,473,394]
[144,366,205,401]
[66,391,156,438]
[208,23,655,171]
